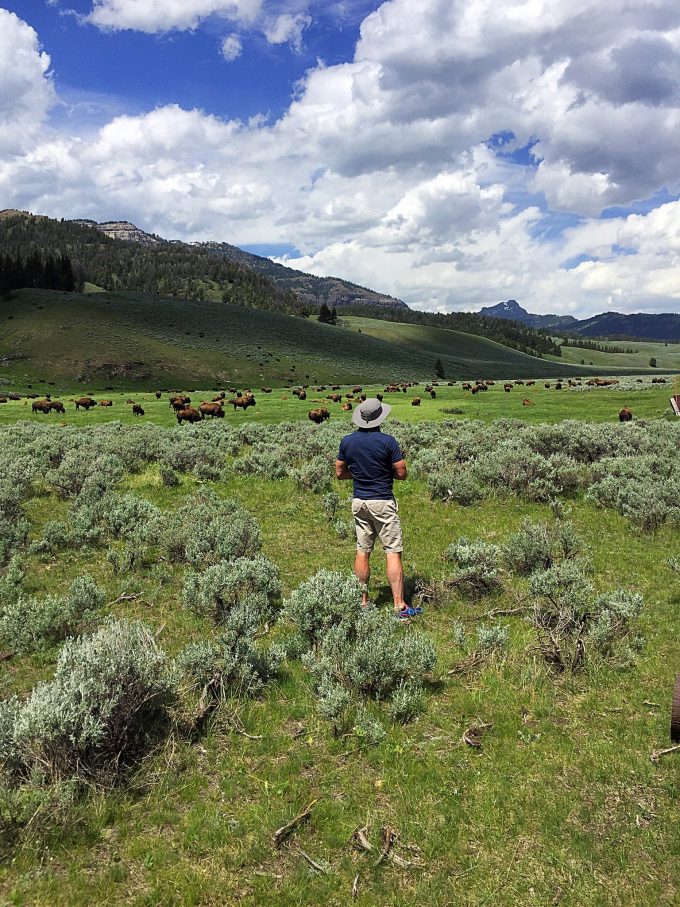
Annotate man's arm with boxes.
[335,459,352,480]
[392,459,407,480]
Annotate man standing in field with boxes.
[335,398,419,620]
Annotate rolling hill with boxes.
[0,289,615,392]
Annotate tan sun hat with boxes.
[352,397,392,428]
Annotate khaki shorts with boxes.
[351,498,403,554]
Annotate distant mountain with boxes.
[74,218,407,310]
[479,299,579,329]
[478,299,680,341]
[573,311,680,342]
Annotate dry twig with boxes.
[274,798,319,847]
[650,744,680,764]
[352,874,360,899]
[374,825,398,866]
[298,848,328,874]
[463,722,493,749]
[351,826,373,852]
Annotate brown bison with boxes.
[99,400,113,407]
[229,395,256,411]
[200,402,225,419]
[0,396,7,404]
[522,398,535,406]
[352,386,362,393]
[260,387,273,393]
[75,397,96,410]
[503,384,513,393]
[341,403,352,411]
[308,407,330,424]
[49,400,65,413]
[169,394,191,408]
[411,397,421,406]
[177,406,202,424]
[155,390,162,399]
[327,393,342,403]
[212,393,226,402]
[132,404,145,416]
[618,407,633,422]
[31,400,50,414]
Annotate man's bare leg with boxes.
[354,551,370,605]
[386,551,406,611]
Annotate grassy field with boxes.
[0,376,677,428]
[0,289,642,392]
[1,410,680,906]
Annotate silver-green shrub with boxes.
[13,619,174,781]
[182,555,280,626]
[162,491,261,567]
[0,575,104,654]
[503,518,583,576]
[282,570,364,646]
[444,538,503,596]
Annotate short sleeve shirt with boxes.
[337,428,404,500]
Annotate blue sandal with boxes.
[396,605,422,621]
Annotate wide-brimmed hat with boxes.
[352,397,391,428]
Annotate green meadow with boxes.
[0,403,679,906]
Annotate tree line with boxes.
[0,250,76,297]
[561,337,637,354]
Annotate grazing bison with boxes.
[462,382,472,391]
[229,395,256,411]
[619,407,633,422]
[555,382,563,390]
[411,397,421,406]
[341,403,352,411]
[376,393,383,402]
[176,406,202,424]
[0,397,6,404]
[32,400,50,414]
[49,400,65,413]
[352,386,363,393]
[169,394,190,408]
[155,390,162,399]
[99,400,113,407]
[522,398,535,406]
[308,407,330,424]
[74,397,96,410]
[212,393,226,402]
[260,387,273,393]
[200,402,225,419]
[132,404,145,416]
[544,383,551,389]
[525,380,535,387]
[503,384,513,393]
[327,393,342,403]
[429,390,436,399]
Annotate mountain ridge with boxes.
[480,298,680,341]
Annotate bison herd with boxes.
[12,374,655,425]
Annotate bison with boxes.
[411,397,421,406]
[31,400,50,414]
[503,384,513,393]
[229,395,256,411]
[49,400,65,413]
[74,397,96,410]
[99,400,113,407]
[618,407,633,422]
[177,406,202,424]
[132,404,145,416]
[341,403,352,411]
[308,407,330,424]
[169,394,190,408]
[200,402,225,419]
[522,398,535,406]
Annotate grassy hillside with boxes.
[0,290,610,391]
[551,339,680,371]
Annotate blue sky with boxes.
[1,0,680,317]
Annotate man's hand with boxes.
[335,459,352,480]
[392,459,407,480]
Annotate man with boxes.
[335,397,419,620]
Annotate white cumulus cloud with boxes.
[221,33,243,61]
[264,12,312,51]
[86,0,263,33]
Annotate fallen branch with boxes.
[351,826,373,853]
[274,798,319,847]
[446,652,486,676]
[482,605,532,619]
[106,591,143,606]
[375,825,398,866]
[352,874,360,899]
[463,722,493,749]
[298,848,328,874]
[0,650,15,662]
[650,744,680,764]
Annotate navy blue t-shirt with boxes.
[337,428,404,500]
